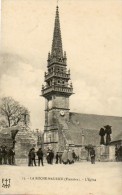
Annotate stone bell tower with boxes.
[41,6,73,151]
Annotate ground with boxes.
[0,161,122,195]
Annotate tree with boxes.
[0,119,8,128]
[0,97,30,128]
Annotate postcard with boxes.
[0,0,122,195]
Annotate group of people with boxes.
[61,149,77,164]
[28,148,79,166]
[0,145,96,166]
[61,148,96,165]
[28,147,44,166]
[0,145,15,165]
[27,147,96,166]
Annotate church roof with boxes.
[63,112,122,146]
[111,132,122,142]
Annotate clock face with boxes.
[60,110,65,116]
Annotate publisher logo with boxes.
[2,179,11,188]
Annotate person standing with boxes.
[28,148,33,166]
[0,146,2,165]
[58,153,62,164]
[72,150,77,162]
[90,148,96,164]
[55,152,59,164]
[30,148,36,166]
[8,148,12,165]
[37,148,44,166]
[11,148,15,165]
[2,146,8,164]
[68,149,73,164]
[49,150,54,164]
[62,150,68,165]
[46,149,50,164]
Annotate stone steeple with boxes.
[41,6,73,152]
[47,6,67,66]
[51,6,63,60]
[42,6,73,98]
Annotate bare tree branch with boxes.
[0,97,30,128]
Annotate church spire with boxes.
[51,6,63,60]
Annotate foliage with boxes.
[0,97,30,128]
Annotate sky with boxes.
[0,0,122,130]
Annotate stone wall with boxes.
[0,136,13,149]
[52,95,69,109]
[15,129,37,158]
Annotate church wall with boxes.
[47,110,57,127]
[43,143,59,155]
[47,109,69,128]
[44,130,58,143]
[52,95,69,109]
[58,124,67,152]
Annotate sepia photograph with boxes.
[0,0,122,194]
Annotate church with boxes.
[41,6,122,159]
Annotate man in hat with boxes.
[37,148,44,166]
[29,148,36,166]
[55,152,59,164]
[90,148,96,164]
[49,150,54,164]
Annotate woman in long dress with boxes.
[68,150,73,164]
[62,150,68,164]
